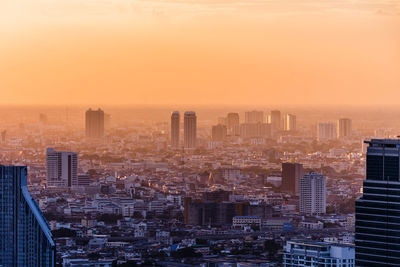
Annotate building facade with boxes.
[46,148,78,187]
[212,124,227,141]
[245,110,264,124]
[184,111,197,149]
[0,165,55,266]
[317,122,337,141]
[283,241,355,267]
[300,172,326,216]
[356,139,400,266]
[284,114,297,132]
[85,108,104,138]
[170,111,180,149]
[337,118,352,138]
[281,162,303,195]
[226,113,240,132]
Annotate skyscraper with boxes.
[317,122,337,141]
[245,110,264,124]
[337,118,352,138]
[281,162,303,195]
[46,148,78,187]
[171,111,180,149]
[356,139,400,266]
[85,108,104,138]
[212,124,227,141]
[269,110,281,133]
[300,172,326,216]
[0,166,55,266]
[184,111,197,149]
[227,113,240,131]
[284,114,296,132]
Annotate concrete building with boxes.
[171,111,180,149]
[226,113,240,132]
[0,166,55,266]
[337,118,352,138]
[46,148,78,188]
[85,108,104,138]
[283,241,355,267]
[184,111,197,149]
[245,110,264,124]
[317,122,337,141]
[281,162,303,195]
[284,114,297,132]
[300,172,326,216]
[212,124,227,141]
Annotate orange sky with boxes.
[0,0,399,106]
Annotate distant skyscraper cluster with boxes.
[0,166,55,266]
[46,148,78,188]
[300,172,326,216]
[85,108,104,138]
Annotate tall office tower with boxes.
[355,139,400,266]
[184,111,197,149]
[337,118,352,138]
[284,114,297,132]
[300,172,326,216]
[171,111,180,149]
[212,124,227,141]
[245,110,264,124]
[317,122,337,141]
[227,113,240,131]
[281,162,303,195]
[46,148,78,187]
[269,110,281,132]
[85,108,104,138]
[0,166,55,266]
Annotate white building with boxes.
[300,172,326,216]
[283,241,355,267]
[317,122,337,141]
[46,148,78,187]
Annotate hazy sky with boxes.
[0,0,399,106]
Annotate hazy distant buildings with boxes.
[356,139,400,266]
[1,130,6,143]
[281,162,303,195]
[268,110,281,133]
[212,124,227,141]
[0,166,55,266]
[171,111,180,149]
[317,122,337,141]
[337,118,352,138]
[284,114,296,132]
[300,172,326,216]
[245,110,264,124]
[85,108,104,138]
[46,148,78,188]
[227,113,240,131]
[184,111,197,149]
[240,123,271,139]
[39,113,48,124]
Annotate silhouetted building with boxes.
[85,108,104,138]
[184,111,197,149]
[212,124,227,141]
[356,139,400,266]
[281,162,303,195]
[171,111,180,149]
[46,148,78,187]
[337,118,352,138]
[0,166,55,266]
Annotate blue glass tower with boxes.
[0,166,55,266]
[356,139,400,266]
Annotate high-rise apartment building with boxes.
[245,110,264,124]
[227,113,240,131]
[212,124,227,141]
[317,122,337,141]
[171,111,180,149]
[85,108,104,138]
[337,118,352,138]
[355,139,400,266]
[184,111,197,149]
[269,110,281,133]
[0,165,55,266]
[281,162,303,195]
[284,114,296,132]
[300,172,326,216]
[46,148,78,187]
